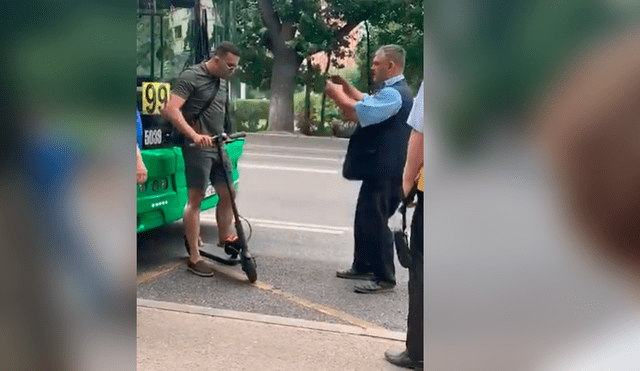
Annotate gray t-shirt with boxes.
[172,62,228,152]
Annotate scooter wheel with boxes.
[241,257,257,283]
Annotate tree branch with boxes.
[258,0,284,50]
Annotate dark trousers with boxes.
[407,191,424,360]
[352,177,402,284]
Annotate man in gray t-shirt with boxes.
[162,42,240,277]
[172,62,230,149]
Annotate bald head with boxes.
[376,45,406,70]
[371,45,406,83]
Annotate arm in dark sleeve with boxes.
[224,99,235,134]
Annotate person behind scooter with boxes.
[161,42,241,277]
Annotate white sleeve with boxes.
[407,83,424,133]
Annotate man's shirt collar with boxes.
[384,74,405,87]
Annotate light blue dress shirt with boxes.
[353,75,404,127]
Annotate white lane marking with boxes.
[200,215,352,234]
[242,152,340,162]
[253,223,344,234]
[247,218,352,231]
[244,144,345,153]
[239,163,338,174]
[245,132,349,141]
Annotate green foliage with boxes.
[234,0,273,90]
[293,90,342,135]
[245,87,269,100]
[232,99,270,132]
[353,2,425,95]
[235,0,336,90]
[235,0,424,132]
[293,91,340,121]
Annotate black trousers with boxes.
[352,177,402,284]
[407,191,424,360]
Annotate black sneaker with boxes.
[336,268,374,280]
[354,280,395,294]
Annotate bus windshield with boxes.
[137,0,233,82]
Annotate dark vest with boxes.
[342,79,414,180]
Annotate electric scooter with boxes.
[184,132,257,283]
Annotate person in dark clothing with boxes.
[385,82,424,370]
[325,45,414,293]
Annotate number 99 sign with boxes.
[142,82,170,115]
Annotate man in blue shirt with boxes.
[136,108,147,184]
[325,45,414,294]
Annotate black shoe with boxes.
[336,268,374,280]
[354,280,395,294]
[384,349,423,369]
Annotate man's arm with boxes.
[136,146,147,184]
[325,81,359,121]
[403,82,425,197]
[325,81,402,126]
[161,93,213,147]
[403,129,424,197]
[330,75,364,101]
[223,99,235,135]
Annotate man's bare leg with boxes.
[184,188,205,263]
[215,184,235,244]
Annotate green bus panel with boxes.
[137,139,244,233]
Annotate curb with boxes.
[137,298,405,342]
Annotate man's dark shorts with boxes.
[182,147,232,191]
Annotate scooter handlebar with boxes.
[187,132,247,147]
[226,132,247,140]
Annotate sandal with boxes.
[187,259,214,277]
[217,233,239,247]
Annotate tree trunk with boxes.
[268,53,297,132]
[304,58,312,125]
[319,49,332,129]
[256,0,300,133]
[298,57,314,135]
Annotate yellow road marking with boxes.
[137,260,183,285]
[212,263,386,331]
[138,257,387,331]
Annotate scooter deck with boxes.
[198,243,241,266]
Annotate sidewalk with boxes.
[137,299,408,371]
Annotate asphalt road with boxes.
[137,132,412,333]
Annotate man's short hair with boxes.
[377,45,406,70]
[212,42,240,58]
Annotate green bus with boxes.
[137,0,242,233]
